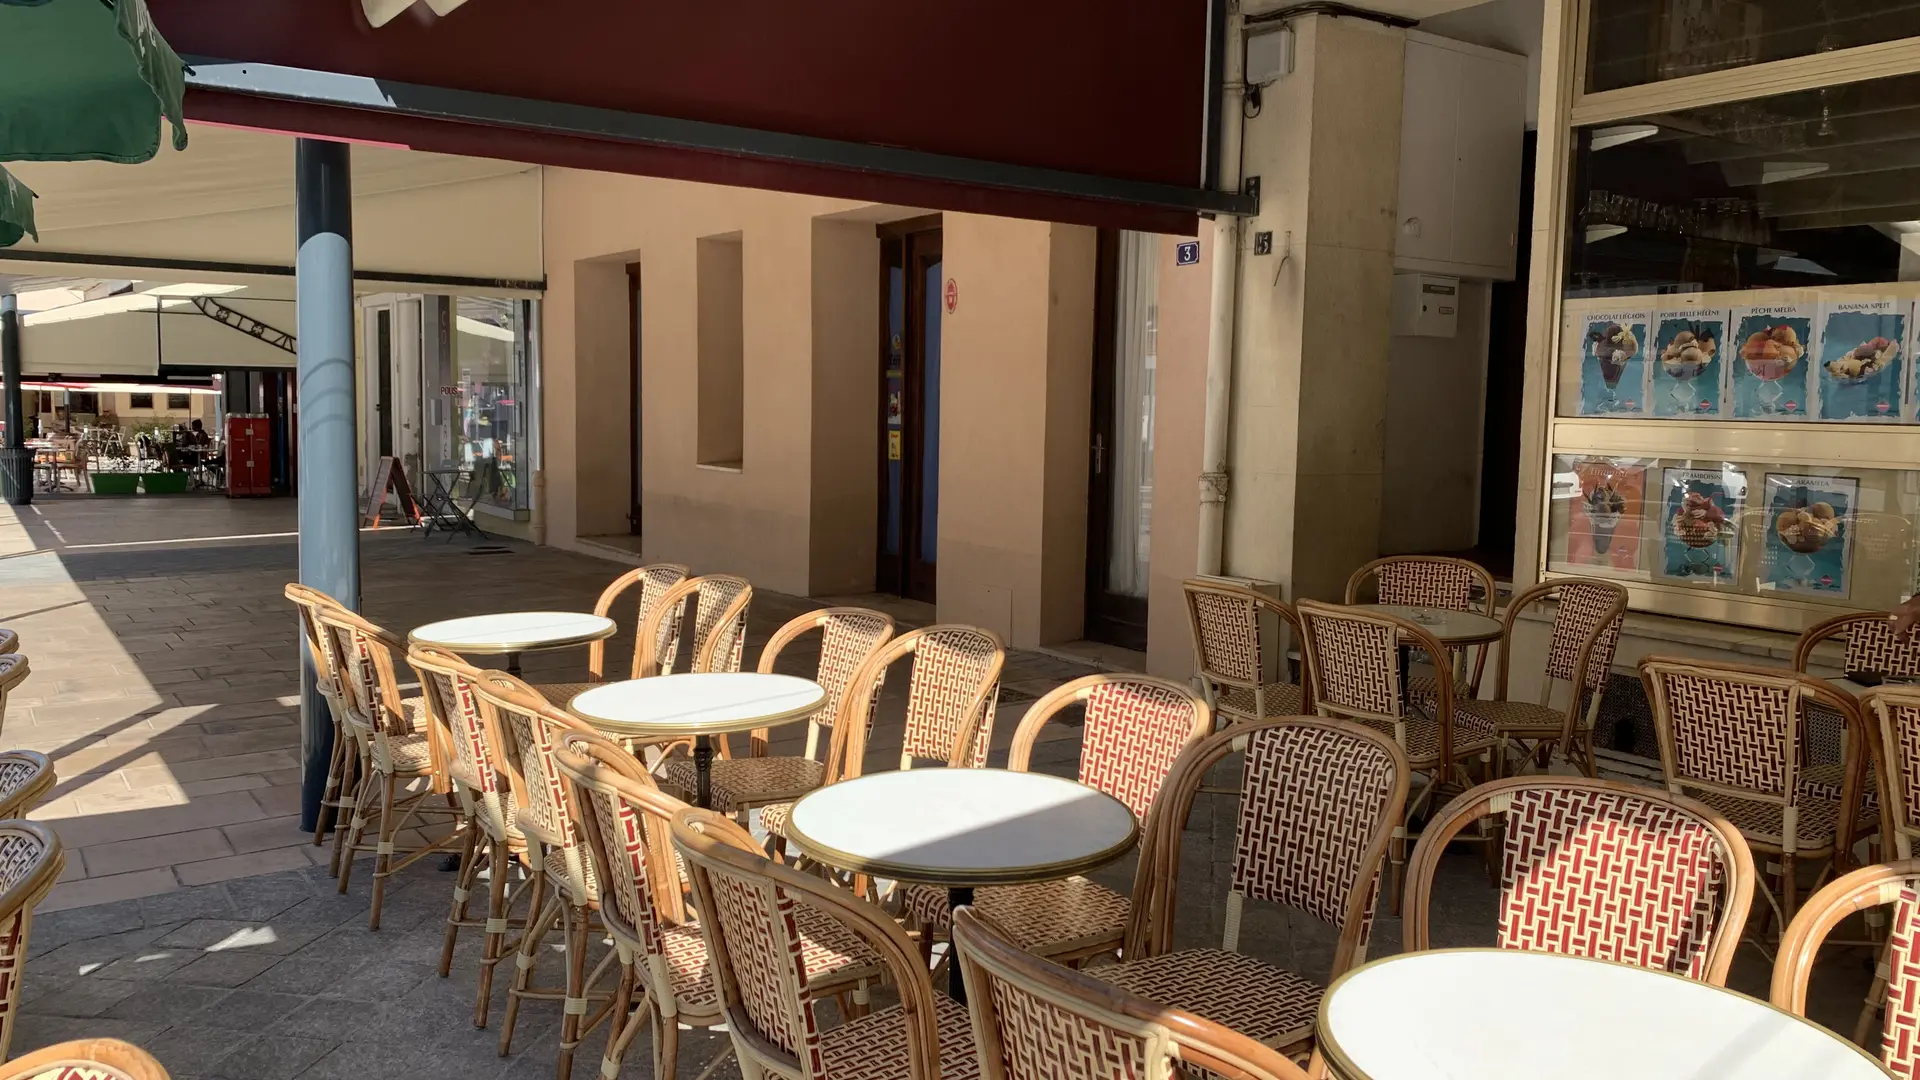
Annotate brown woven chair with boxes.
[952,906,1310,1080]
[1437,578,1626,778]
[1298,599,1493,912]
[0,821,65,1062]
[407,643,537,1028]
[1183,578,1310,724]
[0,653,26,695]
[0,628,17,656]
[1092,717,1407,1059]
[286,583,359,863]
[1344,554,1496,697]
[1863,686,1920,863]
[903,674,1210,967]
[659,607,894,815]
[0,751,54,820]
[0,1038,170,1080]
[758,624,1005,848]
[1794,611,1913,816]
[316,605,464,928]
[1641,655,1877,932]
[533,563,688,704]
[672,807,976,1080]
[1774,860,1920,1071]
[1405,775,1754,985]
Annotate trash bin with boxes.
[0,446,31,506]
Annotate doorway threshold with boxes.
[1038,639,1146,673]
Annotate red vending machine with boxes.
[225,414,272,497]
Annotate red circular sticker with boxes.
[944,278,959,314]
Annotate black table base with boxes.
[947,886,974,1001]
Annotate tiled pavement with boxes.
[0,494,1884,1078]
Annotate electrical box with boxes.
[1245,26,1294,87]
[1392,273,1460,338]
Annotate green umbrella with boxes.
[0,0,188,165]
[0,166,34,248]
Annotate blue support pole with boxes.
[295,138,359,832]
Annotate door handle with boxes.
[1091,433,1106,474]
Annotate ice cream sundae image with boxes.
[1671,491,1728,551]
[1776,500,1839,555]
[1590,322,1640,408]
[1660,328,1716,380]
[1740,324,1803,380]
[1584,482,1627,555]
[1824,336,1898,384]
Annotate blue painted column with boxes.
[295,138,359,832]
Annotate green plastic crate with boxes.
[140,472,190,494]
[89,473,139,495]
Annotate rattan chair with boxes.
[1405,775,1754,985]
[316,605,464,928]
[1773,860,1920,1072]
[0,628,17,656]
[1344,554,1496,697]
[0,1038,170,1080]
[558,731,885,1080]
[533,563,688,704]
[1091,717,1407,1059]
[0,653,26,695]
[1863,686,1920,863]
[758,624,1005,848]
[903,674,1210,967]
[0,751,54,819]
[407,643,536,1028]
[1183,578,1310,724]
[1298,599,1493,911]
[659,607,894,815]
[1437,578,1627,778]
[672,807,976,1080]
[1795,611,1913,815]
[0,821,66,1062]
[285,583,359,864]
[952,906,1310,1080]
[1641,655,1877,932]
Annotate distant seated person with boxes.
[182,419,213,448]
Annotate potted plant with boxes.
[140,470,190,494]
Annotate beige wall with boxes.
[1380,280,1491,553]
[1145,229,1213,678]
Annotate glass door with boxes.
[876,221,942,602]
[1085,231,1159,648]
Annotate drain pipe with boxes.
[1196,4,1246,578]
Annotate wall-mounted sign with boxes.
[944,277,959,314]
[439,385,461,395]
[1176,241,1200,266]
[888,430,902,460]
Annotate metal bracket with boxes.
[191,296,297,355]
[1199,471,1231,503]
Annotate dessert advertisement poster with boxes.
[1658,467,1745,586]
[1567,459,1645,570]
[1730,304,1814,420]
[1816,300,1906,423]
[1577,310,1649,416]
[1651,310,1725,417]
[1759,473,1856,598]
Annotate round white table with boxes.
[1316,949,1887,1080]
[1352,604,1503,647]
[410,611,617,675]
[568,673,826,809]
[784,768,1138,1001]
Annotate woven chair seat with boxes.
[818,994,980,1080]
[385,727,435,775]
[903,876,1129,956]
[759,801,793,839]
[1350,713,1495,766]
[1800,762,1881,811]
[1689,790,1871,851]
[542,846,599,902]
[659,755,827,811]
[533,681,597,706]
[1096,948,1323,1051]
[658,906,883,1011]
[1216,682,1305,721]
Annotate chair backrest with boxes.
[0,1038,172,1080]
[1494,578,1626,732]
[671,807,940,1080]
[0,821,65,1062]
[1007,674,1210,822]
[283,582,348,696]
[1864,685,1920,859]
[1127,717,1407,978]
[555,731,690,964]
[832,624,1005,780]
[750,607,895,759]
[313,605,413,742]
[1797,610,1920,682]
[1182,578,1311,716]
[638,574,753,678]
[0,655,27,737]
[0,752,54,820]
[1298,600,1461,765]
[470,669,601,902]
[588,563,690,681]
[1774,860,1920,1078]
[953,906,1309,1080]
[407,644,512,838]
[1406,776,1753,985]
[1344,555,1494,614]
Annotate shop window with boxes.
[68,392,98,416]
[696,232,744,469]
[128,393,153,410]
[450,296,534,511]
[1585,0,1920,95]
[167,393,190,410]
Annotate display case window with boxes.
[449,296,534,512]
[1585,0,1920,95]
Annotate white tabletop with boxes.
[1354,604,1503,645]
[410,611,617,655]
[784,769,1138,887]
[568,672,826,738]
[1319,949,1886,1080]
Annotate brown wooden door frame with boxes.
[875,216,942,603]
[1084,229,1149,649]
[626,263,643,536]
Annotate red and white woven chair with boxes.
[1091,717,1407,1060]
[902,674,1211,966]
[1183,578,1311,724]
[0,821,64,1063]
[952,906,1310,1080]
[1641,656,1878,932]
[1345,554,1495,698]
[758,624,1005,851]
[1405,775,1753,985]
[1774,860,1920,1072]
[1298,599,1493,912]
[672,807,978,1080]
[660,607,894,817]
[285,583,358,863]
[0,1039,170,1080]
[533,563,688,704]
[1794,611,1914,818]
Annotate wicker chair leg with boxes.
[314,732,347,846]
[368,772,400,931]
[556,902,591,1080]
[1388,820,1408,918]
[652,1006,681,1080]
[600,957,641,1078]
[500,889,562,1057]
[1781,853,1798,928]
[337,767,378,894]
[441,822,484,976]
[327,748,360,877]
[475,839,520,1029]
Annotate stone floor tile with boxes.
[186,988,313,1033]
[140,1025,264,1078]
[22,975,145,1019]
[50,791,269,851]
[210,1032,339,1080]
[170,949,288,989]
[219,814,307,855]
[176,847,312,887]
[83,828,235,878]
[41,868,179,913]
[98,983,234,1025]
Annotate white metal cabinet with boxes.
[1394,31,1526,281]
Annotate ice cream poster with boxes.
[1567,459,1645,571]
[1651,310,1725,417]
[1759,474,1855,598]
[1577,310,1649,415]
[1658,467,1744,586]
[1816,300,1905,422]
[1730,304,1814,420]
